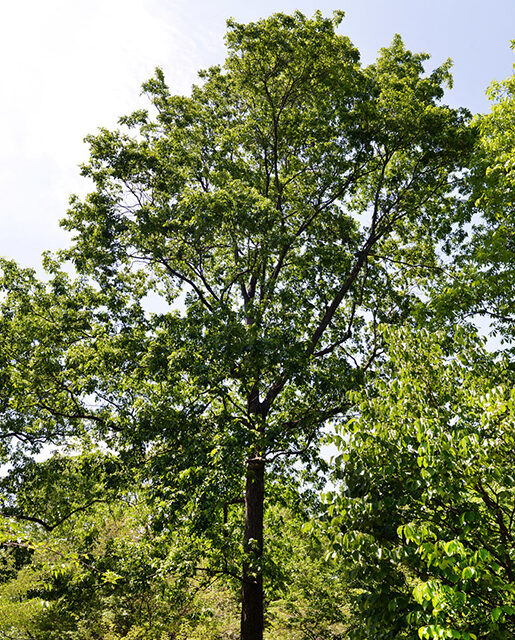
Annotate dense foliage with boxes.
[0,11,513,640]
[327,328,514,639]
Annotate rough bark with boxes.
[240,457,265,640]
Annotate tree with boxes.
[432,48,515,346]
[327,327,515,639]
[0,476,194,640]
[0,474,350,640]
[2,11,474,638]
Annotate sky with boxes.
[1,0,514,269]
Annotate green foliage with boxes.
[0,481,349,640]
[328,327,515,639]
[0,10,492,638]
[431,49,515,344]
[57,4,472,580]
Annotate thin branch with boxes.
[158,259,214,312]
[193,566,244,583]
[476,481,514,582]
[369,253,446,274]
[2,499,104,532]
[34,400,105,425]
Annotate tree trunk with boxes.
[240,456,265,640]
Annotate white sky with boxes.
[1,0,514,268]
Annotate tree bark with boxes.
[240,456,265,640]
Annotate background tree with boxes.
[327,327,514,640]
[0,460,349,639]
[432,48,515,345]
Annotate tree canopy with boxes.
[0,10,513,640]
